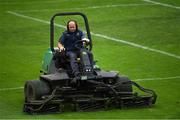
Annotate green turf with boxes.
[0,0,180,119]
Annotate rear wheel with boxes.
[24,80,51,102]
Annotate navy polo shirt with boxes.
[59,30,85,51]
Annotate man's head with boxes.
[67,20,78,32]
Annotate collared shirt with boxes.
[59,30,85,51]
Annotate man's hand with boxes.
[58,42,65,52]
[82,38,90,43]
[59,46,65,52]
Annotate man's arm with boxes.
[80,31,90,43]
[58,33,65,52]
[58,42,63,48]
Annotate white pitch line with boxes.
[6,11,180,60]
[6,11,66,29]
[142,0,180,10]
[12,3,156,13]
[0,0,72,5]
[91,33,180,60]
[0,76,180,91]
[134,76,180,82]
[0,87,23,91]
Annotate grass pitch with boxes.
[0,0,180,119]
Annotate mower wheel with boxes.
[24,80,51,102]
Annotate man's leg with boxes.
[87,51,94,65]
[66,51,80,76]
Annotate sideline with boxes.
[6,11,180,60]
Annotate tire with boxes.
[24,80,51,102]
[115,76,133,92]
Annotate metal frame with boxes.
[50,12,92,52]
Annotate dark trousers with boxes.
[66,51,80,76]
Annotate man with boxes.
[58,20,89,77]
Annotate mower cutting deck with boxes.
[23,12,157,114]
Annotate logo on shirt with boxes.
[76,32,80,36]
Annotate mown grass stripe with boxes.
[6,11,180,60]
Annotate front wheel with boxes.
[24,80,51,102]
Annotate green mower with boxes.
[23,12,157,114]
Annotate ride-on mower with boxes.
[23,12,157,114]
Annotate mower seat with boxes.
[53,48,81,70]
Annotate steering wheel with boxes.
[74,40,90,50]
